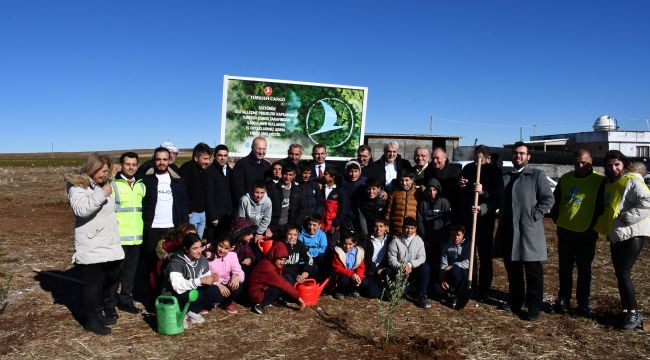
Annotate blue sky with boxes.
[1,1,649,153]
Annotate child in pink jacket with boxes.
[203,235,245,314]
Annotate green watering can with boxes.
[155,289,199,335]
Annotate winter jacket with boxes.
[237,193,273,235]
[458,162,501,223]
[231,152,271,201]
[161,251,211,295]
[179,160,207,213]
[354,193,386,236]
[440,239,470,270]
[427,163,462,222]
[141,167,190,229]
[299,228,328,258]
[495,166,555,262]
[385,185,422,235]
[387,234,426,270]
[248,242,301,303]
[204,247,246,284]
[298,178,323,216]
[332,246,366,280]
[595,173,650,243]
[268,182,308,230]
[67,174,124,265]
[417,183,452,243]
[204,162,233,223]
[284,240,314,275]
[321,186,350,232]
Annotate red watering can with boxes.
[294,278,330,306]
[257,238,274,255]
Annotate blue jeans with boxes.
[189,212,206,239]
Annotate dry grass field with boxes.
[0,163,649,359]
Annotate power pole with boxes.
[429,116,433,135]
[520,127,523,141]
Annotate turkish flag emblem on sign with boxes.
[264,86,273,95]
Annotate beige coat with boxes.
[67,174,124,264]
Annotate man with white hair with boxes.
[374,141,412,192]
[231,136,271,201]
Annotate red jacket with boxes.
[331,246,366,280]
[248,242,301,304]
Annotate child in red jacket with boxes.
[331,233,366,300]
[248,242,306,314]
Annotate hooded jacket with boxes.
[385,184,422,235]
[248,242,301,303]
[161,251,211,295]
[416,178,451,241]
[299,228,328,258]
[595,173,650,242]
[237,192,273,235]
[67,174,124,265]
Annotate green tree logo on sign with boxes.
[305,98,354,148]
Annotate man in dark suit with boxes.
[204,144,233,242]
[310,143,332,180]
[374,141,412,192]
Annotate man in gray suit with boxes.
[496,141,554,321]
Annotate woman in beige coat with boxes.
[67,153,124,335]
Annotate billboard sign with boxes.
[220,76,368,160]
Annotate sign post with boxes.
[221,76,368,160]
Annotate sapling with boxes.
[376,265,409,344]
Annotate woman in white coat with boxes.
[67,153,124,335]
[595,150,650,331]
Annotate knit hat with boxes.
[160,141,179,154]
[231,217,258,242]
[345,160,361,171]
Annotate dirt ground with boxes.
[0,165,649,359]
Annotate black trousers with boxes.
[557,227,597,308]
[611,236,645,310]
[110,244,140,305]
[503,259,544,313]
[77,260,121,317]
[475,216,496,295]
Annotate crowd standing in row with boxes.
[66,137,649,335]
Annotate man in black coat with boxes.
[278,143,303,169]
[179,142,212,239]
[429,147,462,223]
[310,143,334,180]
[204,144,233,242]
[374,141,412,192]
[141,147,190,274]
[231,136,271,202]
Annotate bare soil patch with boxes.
[0,165,649,359]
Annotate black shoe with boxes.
[333,292,344,300]
[118,301,141,314]
[617,311,642,331]
[415,295,431,309]
[554,299,569,314]
[251,304,265,315]
[103,307,118,325]
[575,306,591,318]
[526,310,541,321]
[84,316,111,335]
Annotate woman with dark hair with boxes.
[161,232,220,327]
[66,153,124,335]
[595,150,650,331]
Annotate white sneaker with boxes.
[186,311,205,324]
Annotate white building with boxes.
[528,115,650,157]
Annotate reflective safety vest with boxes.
[111,178,146,245]
[556,170,604,232]
[593,174,634,236]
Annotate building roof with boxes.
[365,133,462,140]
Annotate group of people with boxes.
[66,136,648,336]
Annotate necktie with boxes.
[318,165,323,177]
